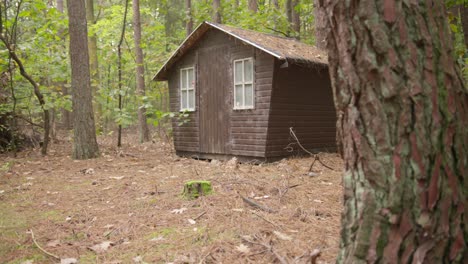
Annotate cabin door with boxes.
[198,46,230,154]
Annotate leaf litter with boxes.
[0,132,343,263]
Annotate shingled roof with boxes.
[153,22,328,81]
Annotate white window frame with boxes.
[233,58,255,110]
[179,66,196,111]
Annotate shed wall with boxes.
[265,61,336,157]
[167,29,274,158]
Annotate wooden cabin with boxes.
[154,22,336,161]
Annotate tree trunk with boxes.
[323,0,467,262]
[313,0,326,50]
[132,0,150,143]
[56,0,71,129]
[291,0,300,37]
[68,0,99,159]
[185,0,193,36]
[85,0,99,92]
[56,0,63,12]
[117,0,130,147]
[285,0,292,35]
[248,0,258,13]
[212,0,221,23]
[272,0,279,9]
[460,5,468,48]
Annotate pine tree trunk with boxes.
[460,5,468,48]
[68,0,99,159]
[291,0,300,37]
[285,0,292,35]
[85,0,99,92]
[185,0,193,36]
[313,0,326,50]
[56,0,72,129]
[248,0,258,13]
[212,0,221,23]
[323,0,468,262]
[132,0,150,143]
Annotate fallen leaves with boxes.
[236,243,250,254]
[170,207,187,214]
[89,241,113,253]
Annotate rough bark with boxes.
[291,0,300,37]
[323,0,467,262]
[132,0,150,143]
[212,0,221,23]
[185,0,193,36]
[313,0,326,50]
[248,0,258,13]
[68,0,99,159]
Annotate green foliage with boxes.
[0,0,325,146]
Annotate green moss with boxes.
[182,180,213,200]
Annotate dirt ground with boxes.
[0,133,343,264]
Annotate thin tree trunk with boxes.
[85,0,99,92]
[272,0,278,9]
[2,40,50,155]
[323,0,467,262]
[56,0,63,12]
[285,0,292,35]
[68,0,99,159]
[291,0,300,38]
[212,0,221,23]
[460,5,468,48]
[117,0,129,147]
[185,0,193,36]
[132,0,150,143]
[56,0,71,129]
[248,0,258,13]
[313,0,326,49]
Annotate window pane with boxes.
[181,90,187,109]
[187,68,194,88]
[188,90,195,109]
[234,61,243,83]
[235,85,243,108]
[245,84,253,107]
[180,70,186,89]
[244,60,253,82]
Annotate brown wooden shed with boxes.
[154,22,336,161]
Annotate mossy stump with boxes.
[182,180,213,199]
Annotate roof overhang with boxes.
[153,22,286,81]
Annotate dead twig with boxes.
[289,127,335,171]
[243,235,288,264]
[193,211,207,221]
[239,194,277,213]
[249,210,282,230]
[309,248,322,264]
[29,229,60,260]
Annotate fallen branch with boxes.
[239,194,277,213]
[29,229,60,260]
[289,127,335,171]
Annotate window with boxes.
[233,58,254,109]
[180,67,195,111]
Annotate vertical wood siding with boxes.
[168,51,200,152]
[167,29,275,158]
[265,62,336,157]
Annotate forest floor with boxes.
[0,133,343,264]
